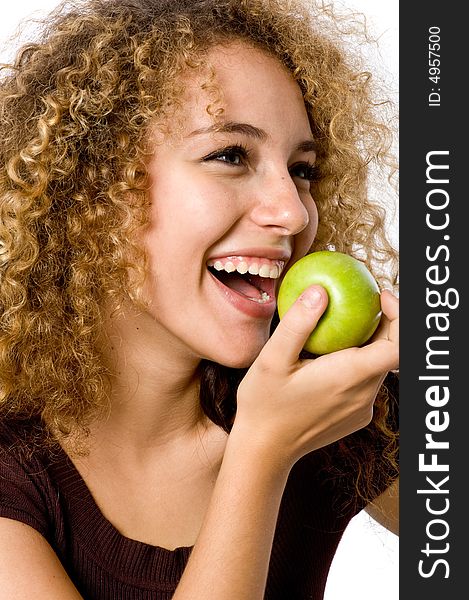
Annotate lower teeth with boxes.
[250,291,270,304]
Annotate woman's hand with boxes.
[234,285,399,469]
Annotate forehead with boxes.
[173,42,312,138]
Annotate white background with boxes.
[1,2,399,599]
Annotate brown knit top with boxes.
[0,413,392,600]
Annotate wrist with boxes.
[226,420,294,481]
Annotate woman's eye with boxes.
[202,145,249,166]
[290,162,318,182]
[217,150,242,165]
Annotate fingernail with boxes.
[299,288,322,309]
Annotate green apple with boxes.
[277,250,382,355]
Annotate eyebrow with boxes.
[189,121,268,140]
[295,140,317,154]
[188,121,317,154]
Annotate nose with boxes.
[249,171,311,236]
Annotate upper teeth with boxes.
[207,256,285,279]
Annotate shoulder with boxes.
[0,418,58,540]
[0,417,49,472]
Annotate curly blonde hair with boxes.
[0,0,398,502]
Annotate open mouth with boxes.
[207,256,285,304]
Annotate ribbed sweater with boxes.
[0,376,398,600]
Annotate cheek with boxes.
[307,196,319,234]
[296,195,319,256]
[151,172,241,236]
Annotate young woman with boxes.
[0,1,399,598]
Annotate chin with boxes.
[218,355,258,369]
[195,321,271,369]
[208,342,265,370]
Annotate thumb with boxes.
[259,285,328,371]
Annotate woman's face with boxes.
[142,42,318,368]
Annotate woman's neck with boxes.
[93,299,209,452]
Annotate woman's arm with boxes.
[173,428,290,599]
[175,287,399,599]
[0,518,84,600]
